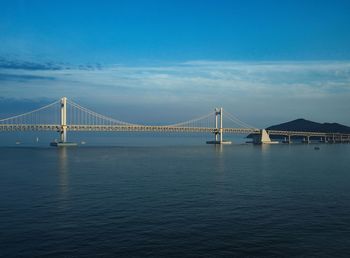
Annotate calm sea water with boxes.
[1,144,350,257]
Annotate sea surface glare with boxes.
[1,144,350,257]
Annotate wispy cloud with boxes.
[0,73,55,81]
[0,57,63,70]
[1,59,350,126]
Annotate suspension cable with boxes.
[67,99,141,126]
[0,100,60,123]
[224,110,257,129]
[167,111,216,127]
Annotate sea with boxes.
[1,138,350,257]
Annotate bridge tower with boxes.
[207,107,231,144]
[219,107,223,143]
[214,108,219,141]
[60,97,67,143]
[51,97,77,146]
[214,108,223,142]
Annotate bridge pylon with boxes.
[207,107,232,145]
[50,97,77,147]
[60,97,67,143]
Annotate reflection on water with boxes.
[259,143,272,154]
[213,144,226,176]
[214,143,224,154]
[58,147,69,199]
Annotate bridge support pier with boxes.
[302,136,310,144]
[283,135,292,144]
[253,129,278,144]
[303,135,310,144]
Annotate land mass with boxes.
[267,118,350,133]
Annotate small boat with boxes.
[50,141,78,147]
[206,140,232,145]
[314,146,320,150]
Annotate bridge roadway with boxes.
[1,124,350,139]
[267,130,350,138]
[0,124,259,134]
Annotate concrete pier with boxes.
[253,129,279,144]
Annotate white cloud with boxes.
[1,60,350,126]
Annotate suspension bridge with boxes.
[0,97,349,146]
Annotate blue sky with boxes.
[1,0,350,127]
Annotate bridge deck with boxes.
[1,124,350,138]
[0,124,258,134]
